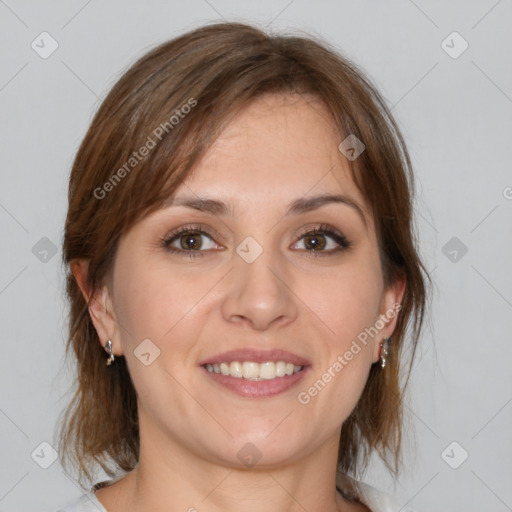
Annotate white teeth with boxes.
[205,360,304,380]
[230,361,243,378]
[275,361,286,377]
[259,362,275,380]
[242,361,259,379]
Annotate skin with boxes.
[73,93,405,512]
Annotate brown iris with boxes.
[303,233,326,250]
[180,232,203,250]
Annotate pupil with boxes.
[305,234,325,250]
[181,233,201,250]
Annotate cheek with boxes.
[303,255,384,349]
[298,255,383,417]
[112,255,215,351]
[110,257,210,411]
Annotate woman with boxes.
[56,21,430,512]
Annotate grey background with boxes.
[1,1,511,511]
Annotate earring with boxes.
[105,339,115,366]
[379,337,391,369]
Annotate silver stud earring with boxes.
[105,339,115,366]
[379,337,391,369]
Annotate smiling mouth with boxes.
[203,361,304,381]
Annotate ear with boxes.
[70,259,122,357]
[371,275,406,363]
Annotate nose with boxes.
[221,245,298,331]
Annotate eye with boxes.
[292,224,351,255]
[161,223,351,259]
[162,225,222,257]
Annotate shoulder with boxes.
[55,491,108,512]
[338,472,425,512]
[353,479,422,512]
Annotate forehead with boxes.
[177,93,367,212]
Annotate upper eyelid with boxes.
[163,224,349,249]
[164,224,222,241]
[163,224,345,238]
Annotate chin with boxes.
[207,430,307,470]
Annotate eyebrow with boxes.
[167,193,368,230]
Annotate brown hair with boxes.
[57,21,431,492]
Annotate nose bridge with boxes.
[221,235,297,330]
[236,237,279,289]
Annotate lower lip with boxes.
[201,366,309,398]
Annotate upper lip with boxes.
[198,348,311,367]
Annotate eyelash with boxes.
[161,223,352,259]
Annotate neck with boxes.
[115,419,351,512]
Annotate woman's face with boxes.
[89,93,403,469]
